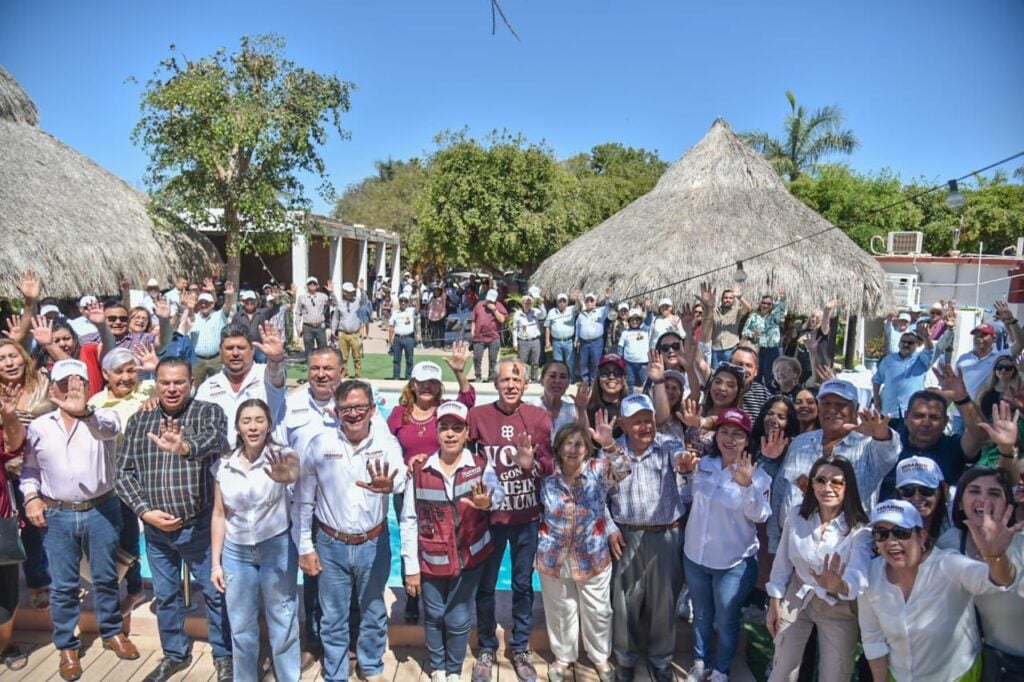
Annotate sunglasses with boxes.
[657,342,681,352]
[872,526,915,542]
[813,475,846,489]
[105,315,129,323]
[438,422,467,433]
[898,484,936,498]
[994,365,1016,373]
[598,368,625,378]
[338,404,372,415]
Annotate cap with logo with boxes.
[716,407,752,434]
[51,359,90,383]
[410,361,443,383]
[895,456,942,489]
[240,290,257,301]
[620,393,655,418]
[197,292,215,304]
[306,276,319,285]
[896,312,912,323]
[436,401,469,423]
[817,379,859,404]
[871,499,924,529]
[971,324,996,336]
[598,353,626,372]
[78,295,97,308]
[628,307,643,319]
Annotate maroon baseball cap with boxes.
[715,407,752,434]
[598,354,627,372]
[971,324,996,336]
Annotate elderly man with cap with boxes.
[231,289,280,364]
[140,278,163,322]
[189,281,236,386]
[576,289,614,385]
[389,293,418,380]
[68,295,99,338]
[617,307,653,392]
[470,289,508,384]
[604,392,687,682]
[21,360,138,680]
[294,277,337,365]
[330,282,368,378]
[883,311,914,356]
[546,292,579,383]
[512,294,544,382]
[948,309,1023,433]
[872,321,935,417]
[779,379,900,522]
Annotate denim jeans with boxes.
[757,346,781,383]
[144,509,231,661]
[551,338,576,382]
[578,338,604,384]
[13,484,50,589]
[473,339,501,381]
[302,324,327,365]
[223,531,300,682]
[684,554,758,674]
[119,500,143,595]
[711,345,738,370]
[392,335,415,379]
[475,520,539,653]
[42,495,123,649]
[626,362,648,390]
[422,565,484,675]
[317,529,391,681]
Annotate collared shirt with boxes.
[195,363,287,443]
[331,292,368,334]
[231,304,279,342]
[273,387,338,458]
[858,548,1006,682]
[398,449,504,573]
[213,445,295,545]
[389,306,416,336]
[575,305,610,342]
[683,455,771,569]
[742,300,787,349]
[116,399,229,523]
[21,408,121,502]
[779,428,900,522]
[87,381,158,450]
[767,508,872,605]
[607,432,686,526]
[878,419,969,500]
[512,309,543,345]
[192,310,229,357]
[294,422,407,555]
[713,305,743,350]
[545,305,577,340]
[955,348,1011,400]
[873,348,934,417]
[294,291,335,327]
[526,396,578,442]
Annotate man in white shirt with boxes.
[512,295,544,382]
[295,381,406,682]
[951,319,1021,433]
[388,294,417,380]
[68,295,99,338]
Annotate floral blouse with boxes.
[535,456,631,581]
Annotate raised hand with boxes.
[674,449,700,474]
[223,281,235,297]
[698,281,716,310]
[0,383,23,418]
[678,399,703,428]
[325,280,334,293]
[154,297,170,319]
[2,315,25,344]
[146,417,189,456]
[18,270,41,302]
[254,322,286,362]
[760,429,790,460]
[978,401,1021,452]
[589,409,617,449]
[515,432,536,471]
[202,277,215,292]
[85,301,106,325]
[182,291,198,312]
[264,449,299,483]
[810,553,848,595]
[678,302,696,336]
[573,381,591,412]
[356,459,398,494]
[30,315,54,347]
[851,409,892,440]
[966,499,1024,560]
[49,375,88,416]
[730,450,755,487]
[444,341,470,373]
[133,345,159,373]
[647,349,665,383]
[993,300,1014,322]
[460,481,494,510]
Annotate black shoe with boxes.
[404,594,420,623]
[213,656,233,682]
[648,664,675,682]
[143,656,193,682]
[615,667,635,682]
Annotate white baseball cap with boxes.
[485,289,498,302]
[584,292,597,301]
[871,499,924,529]
[658,297,673,308]
[436,401,468,423]
[410,361,443,383]
[628,307,643,319]
[78,295,97,308]
[306,276,319,285]
[40,304,60,317]
[342,282,356,293]
[146,278,160,288]
[556,293,568,301]
[197,292,215,304]
[620,393,655,418]
[896,312,912,323]
[817,379,858,404]
[240,290,257,301]
[895,456,943,489]
[51,359,89,383]
[527,286,541,298]
[617,302,629,311]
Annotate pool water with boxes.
[138,390,537,591]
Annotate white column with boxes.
[358,239,369,288]
[375,243,387,279]
[390,242,402,295]
[329,237,343,292]
[292,233,308,287]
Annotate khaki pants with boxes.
[193,355,223,387]
[768,576,859,682]
[337,332,363,377]
[539,565,612,666]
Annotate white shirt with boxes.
[858,548,1007,682]
[274,388,338,458]
[527,396,578,443]
[390,307,416,336]
[294,422,406,555]
[213,446,294,545]
[767,507,873,606]
[650,316,684,348]
[512,309,543,344]
[683,455,771,569]
[195,363,287,442]
[68,316,98,338]
[955,348,1010,400]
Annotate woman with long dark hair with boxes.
[894,456,950,540]
[585,355,630,434]
[794,387,820,434]
[30,318,103,398]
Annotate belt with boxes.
[42,489,117,512]
[617,518,683,533]
[196,353,219,360]
[551,336,574,341]
[393,333,414,338]
[302,322,325,328]
[580,336,603,343]
[318,520,386,545]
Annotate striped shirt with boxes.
[192,310,229,357]
[116,398,229,524]
[294,292,335,327]
[606,432,686,526]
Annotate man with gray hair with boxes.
[512,295,543,382]
[330,282,368,378]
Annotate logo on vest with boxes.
[501,425,516,442]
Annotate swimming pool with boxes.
[138,389,537,591]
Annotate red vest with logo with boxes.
[412,453,494,579]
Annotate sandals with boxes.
[28,587,49,611]
[2,646,28,671]
[548,663,569,682]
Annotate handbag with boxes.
[0,479,27,565]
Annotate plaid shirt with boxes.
[607,432,686,526]
[116,398,229,524]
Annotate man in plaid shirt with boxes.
[115,357,233,682]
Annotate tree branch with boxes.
[491,0,521,41]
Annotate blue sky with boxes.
[2,1,1022,215]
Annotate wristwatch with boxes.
[75,406,96,421]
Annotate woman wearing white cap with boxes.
[649,298,683,351]
[617,308,653,391]
[858,498,1020,682]
[399,401,503,682]
[894,456,951,540]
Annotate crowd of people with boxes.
[0,267,1022,682]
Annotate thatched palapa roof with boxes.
[532,118,891,317]
[0,66,221,299]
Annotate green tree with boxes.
[132,34,354,286]
[334,158,427,241]
[742,91,859,181]
[570,142,668,225]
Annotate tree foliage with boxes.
[570,142,668,227]
[132,34,354,285]
[334,158,426,242]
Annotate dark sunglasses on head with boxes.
[105,315,129,323]
[898,484,936,498]
[657,342,681,352]
[598,368,625,378]
[872,526,915,542]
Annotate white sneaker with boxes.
[431,672,447,682]
[709,671,729,682]
[686,661,706,682]
[446,676,460,682]
[677,587,692,622]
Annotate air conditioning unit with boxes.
[887,231,925,255]
[886,274,920,307]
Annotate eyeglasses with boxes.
[598,368,625,378]
[872,526,915,542]
[994,365,1016,373]
[929,310,942,316]
[105,315,129,323]
[657,342,681,352]
[813,475,846,489]
[338,404,372,415]
[898,484,936,498]
[438,423,467,433]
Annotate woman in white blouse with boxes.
[211,398,300,682]
[678,407,771,682]
[766,455,872,682]
[529,361,589,442]
[858,498,1018,682]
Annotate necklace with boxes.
[409,409,434,438]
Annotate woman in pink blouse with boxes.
[387,342,474,622]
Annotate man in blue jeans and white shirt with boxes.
[575,290,613,383]
[545,293,578,382]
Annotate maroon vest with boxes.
[412,454,494,578]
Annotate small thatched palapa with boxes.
[0,66,221,299]
[532,118,891,317]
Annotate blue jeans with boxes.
[42,495,123,649]
[13,484,50,589]
[757,346,781,383]
[578,338,604,383]
[223,531,300,682]
[551,338,576,382]
[422,565,484,675]
[317,529,391,681]
[145,509,231,661]
[626,361,648,390]
[711,345,738,370]
[684,554,757,675]
[119,500,143,595]
[392,335,415,379]
[475,520,539,653]
[302,324,327,365]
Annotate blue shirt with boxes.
[878,418,969,500]
[873,348,934,417]
[192,310,229,357]
[576,305,610,342]
[546,305,577,340]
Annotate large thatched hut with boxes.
[0,66,220,299]
[531,118,891,316]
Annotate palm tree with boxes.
[742,91,859,181]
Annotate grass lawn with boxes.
[287,353,473,382]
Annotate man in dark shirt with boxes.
[230,290,279,363]
[116,357,232,682]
